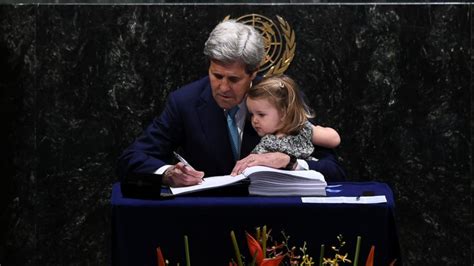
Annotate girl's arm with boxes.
[311,125,341,148]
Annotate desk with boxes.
[112,182,401,265]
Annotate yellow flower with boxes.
[335,253,352,263]
[322,257,338,266]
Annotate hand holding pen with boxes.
[162,152,205,187]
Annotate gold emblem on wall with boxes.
[224,14,296,77]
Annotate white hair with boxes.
[204,20,265,73]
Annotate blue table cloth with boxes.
[111,182,402,265]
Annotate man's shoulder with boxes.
[174,76,210,96]
[167,76,210,105]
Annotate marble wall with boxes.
[0,3,470,265]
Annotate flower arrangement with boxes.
[156,225,397,266]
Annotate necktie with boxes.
[227,106,240,160]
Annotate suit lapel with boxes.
[196,84,235,172]
[195,81,262,173]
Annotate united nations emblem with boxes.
[224,14,296,77]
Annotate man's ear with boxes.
[250,70,258,80]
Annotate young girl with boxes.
[245,74,340,169]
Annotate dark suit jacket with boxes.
[117,76,346,181]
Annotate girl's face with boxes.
[246,97,283,137]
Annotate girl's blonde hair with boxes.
[248,74,314,135]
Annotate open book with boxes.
[169,166,327,196]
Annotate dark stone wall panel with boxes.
[0,5,38,265]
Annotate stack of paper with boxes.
[245,166,327,196]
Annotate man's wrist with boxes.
[284,154,297,170]
[155,164,172,175]
[162,167,173,185]
[156,165,173,185]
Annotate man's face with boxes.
[209,60,257,110]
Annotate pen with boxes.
[173,151,192,168]
[357,191,375,200]
[173,151,204,182]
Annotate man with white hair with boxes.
[117,20,346,188]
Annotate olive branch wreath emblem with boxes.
[224,14,296,77]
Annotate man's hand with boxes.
[162,162,205,187]
[231,152,291,176]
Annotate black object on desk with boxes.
[120,172,163,199]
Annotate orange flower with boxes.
[246,232,264,263]
[246,232,285,266]
[156,247,166,266]
[365,246,375,266]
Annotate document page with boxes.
[243,165,325,181]
[169,174,247,195]
[301,195,387,204]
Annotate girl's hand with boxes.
[231,152,291,176]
